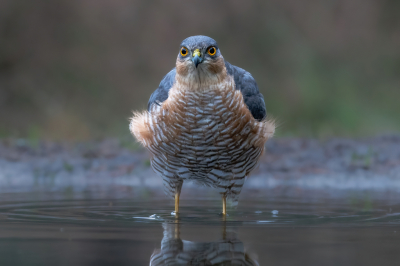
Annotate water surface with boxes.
[1,192,400,265]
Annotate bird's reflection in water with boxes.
[150,221,259,266]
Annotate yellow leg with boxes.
[222,217,227,239]
[222,194,227,215]
[174,219,180,239]
[175,192,180,215]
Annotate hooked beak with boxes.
[192,49,203,68]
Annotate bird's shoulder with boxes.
[147,68,176,111]
[224,61,267,121]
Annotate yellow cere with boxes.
[193,49,201,57]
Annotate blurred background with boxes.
[1,0,399,140]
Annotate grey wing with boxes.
[225,61,267,121]
[147,68,176,111]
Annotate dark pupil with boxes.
[182,49,186,55]
[210,48,215,54]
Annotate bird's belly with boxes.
[173,120,262,185]
[148,90,265,185]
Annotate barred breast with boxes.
[130,77,275,201]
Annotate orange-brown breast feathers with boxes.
[129,80,275,151]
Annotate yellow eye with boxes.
[207,46,216,56]
[180,47,188,57]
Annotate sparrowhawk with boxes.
[130,36,275,215]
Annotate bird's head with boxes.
[176,35,227,85]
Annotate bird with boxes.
[150,222,259,266]
[130,35,275,215]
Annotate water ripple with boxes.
[0,198,399,227]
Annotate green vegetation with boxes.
[1,0,399,140]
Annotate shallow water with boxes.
[1,193,400,266]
